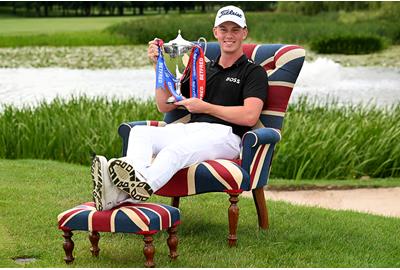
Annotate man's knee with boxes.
[130,125,153,137]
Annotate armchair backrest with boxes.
[163,43,306,131]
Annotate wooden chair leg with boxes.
[62,230,74,264]
[252,187,269,230]
[143,234,155,268]
[89,231,100,257]
[171,197,180,208]
[167,225,179,260]
[227,193,240,247]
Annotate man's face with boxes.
[213,21,248,54]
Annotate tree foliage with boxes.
[0,1,275,17]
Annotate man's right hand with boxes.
[148,38,160,65]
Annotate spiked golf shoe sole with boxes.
[91,156,106,211]
[108,159,153,201]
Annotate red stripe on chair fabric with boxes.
[92,210,113,232]
[243,44,257,59]
[136,203,171,228]
[155,168,189,196]
[265,85,292,112]
[250,145,266,186]
[206,160,239,190]
[224,189,243,194]
[274,45,301,63]
[263,61,275,71]
[149,121,160,126]
[135,230,159,235]
[231,159,241,166]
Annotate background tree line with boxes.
[0,1,276,17]
[0,1,391,17]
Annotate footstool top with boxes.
[58,202,180,234]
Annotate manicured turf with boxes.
[0,16,135,47]
[0,159,399,267]
[0,16,136,34]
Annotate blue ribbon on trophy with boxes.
[154,31,207,104]
[155,44,183,102]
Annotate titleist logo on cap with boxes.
[219,9,242,18]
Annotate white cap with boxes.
[214,5,247,28]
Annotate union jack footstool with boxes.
[57,201,181,268]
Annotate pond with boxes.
[0,58,399,110]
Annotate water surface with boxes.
[1,58,399,109]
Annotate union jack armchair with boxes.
[118,43,305,246]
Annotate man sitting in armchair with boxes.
[91,5,268,211]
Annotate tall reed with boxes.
[0,96,399,179]
[274,97,400,179]
[0,96,162,165]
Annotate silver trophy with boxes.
[161,30,207,103]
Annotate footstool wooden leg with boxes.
[167,225,179,260]
[89,231,100,257]
[62,230,74,264]
[143,234,155,268]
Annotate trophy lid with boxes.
[164,30,193,47]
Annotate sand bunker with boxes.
[242,187,400,218]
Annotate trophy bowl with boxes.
[157,30,207,103]
[163,30,194,91]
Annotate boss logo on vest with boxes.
[226,77,241,84]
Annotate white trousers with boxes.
[125,122,241,191]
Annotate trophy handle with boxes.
[197,37,207,55]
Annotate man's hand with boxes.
[176,97,264,127]
[174,98,210,114]
[148,38,160,65]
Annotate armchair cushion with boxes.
[155,159,250,197]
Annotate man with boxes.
[92,5,268,211]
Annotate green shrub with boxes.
[393,29,400,44]
[107,14,215,44]
[277,1,374,16]
[310,35,386,54]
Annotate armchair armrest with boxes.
[118,120,166,156]
[242,128,281,148]
[241,128,281,189]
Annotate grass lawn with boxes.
[0,159,399,267]
[0,16,136,47]
[0,16,136,34]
